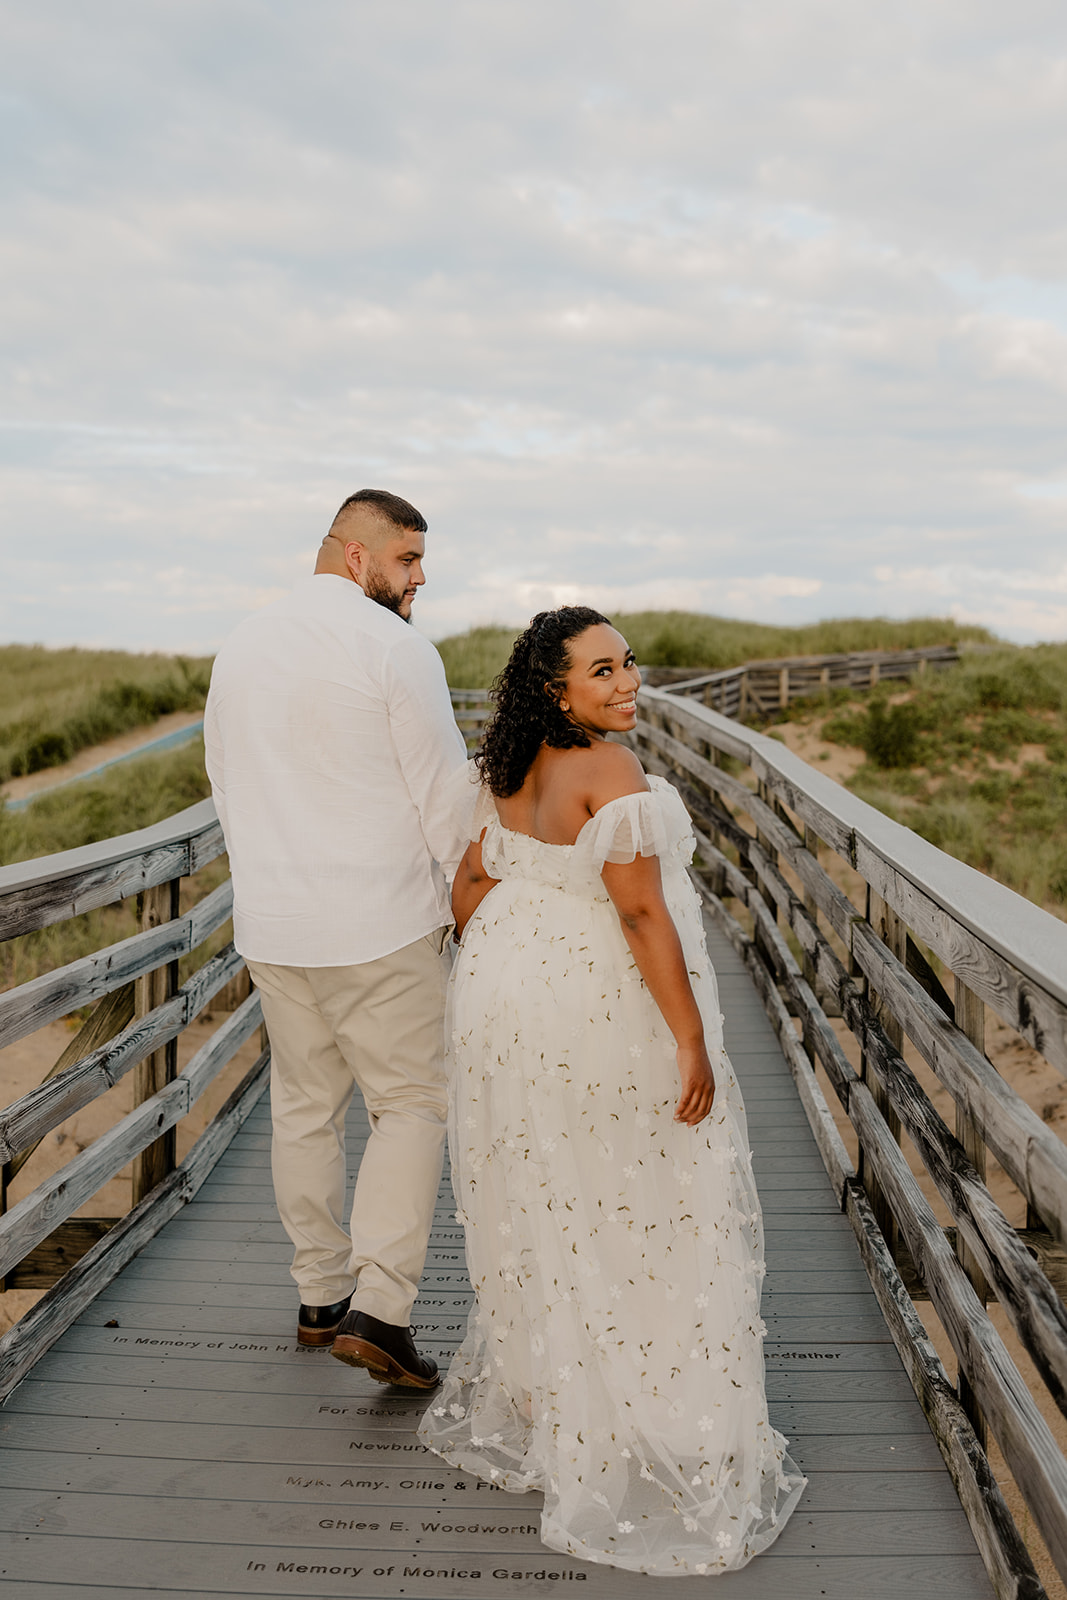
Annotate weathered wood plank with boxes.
[0,1538,997,1600]
[0,800,224,942]
[846,975,1067,1420]
[0,1449,960,1513]
[851,922,1067,1249]
[6,1219,115,1289]
[842,1181,1042,1600]
[0,880,233,1051]
[0,994,263,1283]
[0,943,245,1163]
[0,1051,269,1402]
[849,1078,1067,1580]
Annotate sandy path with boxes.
[1,709,205,805]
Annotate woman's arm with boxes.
[451,836,500,941]
[600,852,716,1126]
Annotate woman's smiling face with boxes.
[556,622,640,737]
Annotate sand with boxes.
[1,709,205,806]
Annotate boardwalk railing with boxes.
[655,642,959,717]
[0,800,270,1400]
[634,683,1067,1600]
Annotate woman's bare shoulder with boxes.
[579,740,650,809]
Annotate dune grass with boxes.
[0,644,212,782]
[783,644,1067,914]
[435,613,998,688]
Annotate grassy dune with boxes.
[436,612,997,688]
[0,644,212,782]
[771,643,1067,914]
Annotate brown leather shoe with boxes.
[331,1309,439,1388]
[297,1295,352,1347]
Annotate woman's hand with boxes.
[674,1040,716,1126]
[451,836,499,942]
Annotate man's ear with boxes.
[344,541,367,585]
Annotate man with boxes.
[205,489,469,1388]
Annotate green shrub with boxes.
[862,700,924,768]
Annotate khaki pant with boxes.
[246,929,450,1325]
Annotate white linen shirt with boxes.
[204,574,469,967]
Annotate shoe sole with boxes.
[330,1334,439,1389]
[297,1323,344,1347]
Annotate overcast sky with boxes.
[3,1,1067,653]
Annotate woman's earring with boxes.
[560,700,570,713]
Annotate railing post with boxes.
[131,877,181,1205]
[862,890,904,1259]
[778,666,789,712]
[802,826,820,991]
[954,975,990,1449]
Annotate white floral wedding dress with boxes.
[418,774,805,1575]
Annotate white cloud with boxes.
[1,1,1067,651]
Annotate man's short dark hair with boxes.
[335,488,427,533]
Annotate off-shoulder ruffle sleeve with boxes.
[580,777,693,870]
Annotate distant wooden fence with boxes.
[634,683,1067,1600]
[654,642,959,718]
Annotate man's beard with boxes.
[363,563,411,622]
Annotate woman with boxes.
[418,607,805,1575]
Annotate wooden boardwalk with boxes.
[0,923,994,1599]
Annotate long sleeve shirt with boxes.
[204,574,469,966]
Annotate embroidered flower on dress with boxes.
[716,1531,733,1548]
[696,1292,709,1308]
[618,1521,635,1534]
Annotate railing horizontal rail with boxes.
[0,799,224,942]
[0,880,233,1051]
[0,941,244,1165]
[0,1046,270,1404]
[0,990,262,1283]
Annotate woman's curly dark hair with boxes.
[475,606,611,797]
